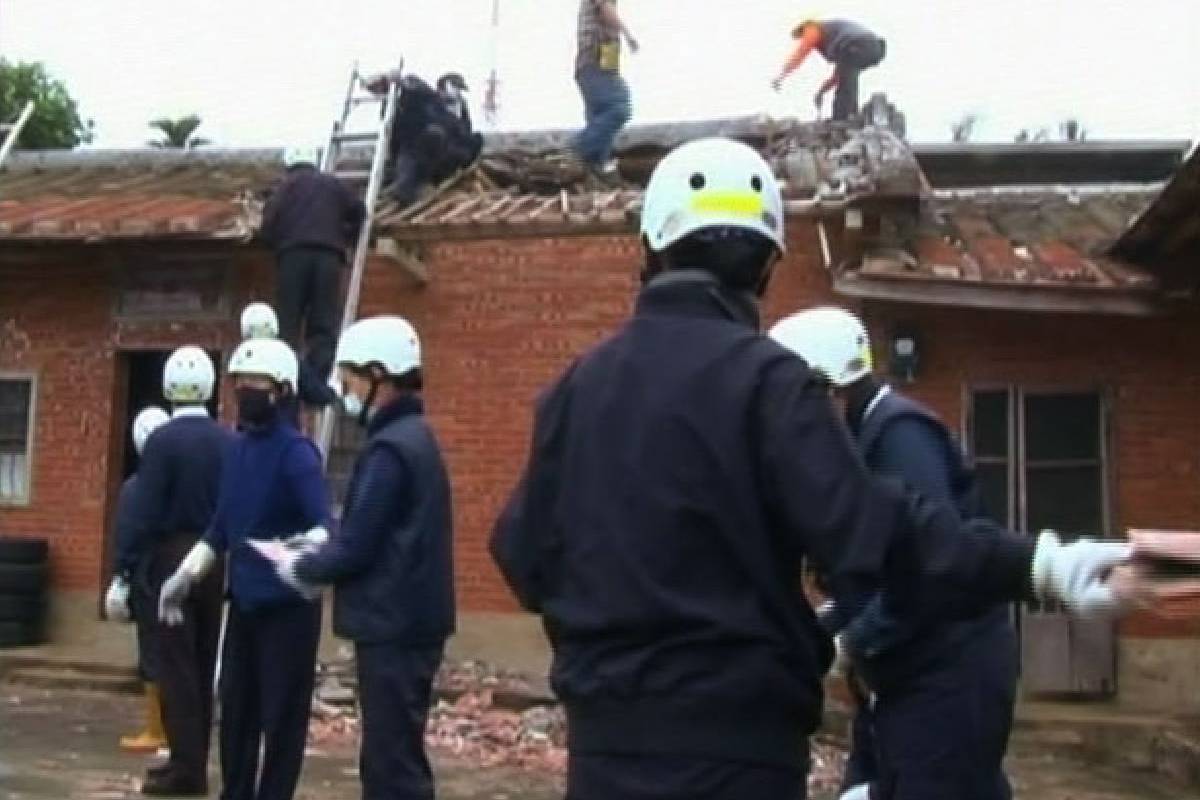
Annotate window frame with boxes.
[0,371,38,508]
[963,384,1113,539]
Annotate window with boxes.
[0,376,36,505]
[967,388,1109,538]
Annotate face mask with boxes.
[341,392,364,419]
[342,377,380,428]
[236,387,277,428]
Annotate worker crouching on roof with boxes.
[489,136,1135,800]
[771,307,1020,800]
[159,338,329,800]
[385,73,482,206]
[772,19,886,121]
[256,315,455,800]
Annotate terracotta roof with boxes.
[835,185,1168,316]
[0,150,281,242]
[377,188,644,240]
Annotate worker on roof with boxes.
[261,148,365,410]
[125,347,230,796]
[159,338,329,800]
[106,405,172,756]
[771,306,1020,800]
[384,72,482,206]
[489,135,1135,800]
[772,19,886,122]
[572,0,638,180]
[255,315,456,800]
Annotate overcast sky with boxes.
[1,0,1197,148]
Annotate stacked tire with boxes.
[0,537,49,648]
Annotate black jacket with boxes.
[261,166,365,256]
[840,388,1018,693]
[297,397,456,645]
[490,271,1034,768]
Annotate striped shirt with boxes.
[576,0,621,74]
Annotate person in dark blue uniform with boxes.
[159,338,329,800]
[126,347,230,796]
[771,306,1019,800]
[489,137,1133,800]
[257,315,455,800]
[106,405,172,755]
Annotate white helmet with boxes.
[163,346,216,404]
[640,137,785,253]
[334,315,421,376]
[283,146,318,168]
[240,302,279,340]
[131,406,170,455]
[228,338,299,391]
[768,306,874,387]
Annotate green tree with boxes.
[148,115,211,149]
[0,59,94,149]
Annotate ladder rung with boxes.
[332,131,378,145]
[335,170,371,181]
[349,95,384,106]
[0,125,12,132]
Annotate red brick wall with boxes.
[0,246,273,590]
[5,232,1198,644]
[357,229,1200,638]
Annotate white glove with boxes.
[831,633,851,675]
[839,783,872,800]
[105,576,132,622]
[283,525,330,553]
[1032,530,1133,617]
[247,539,322,601]
[158,542,216,626]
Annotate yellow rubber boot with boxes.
[120,683,168,753]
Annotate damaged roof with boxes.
[836,184,1169,315]
[0,149,280,241]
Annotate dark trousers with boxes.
[832,38,887,121]
[869,652,1016,800]
[151,535,225,784]
[355,642,443,800]
[566,753,806,800]
[131,559,160,682]
[218,601,322,800]
[574,66,632,167]
[275,246,343,402]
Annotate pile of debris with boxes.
[308,656,847,784]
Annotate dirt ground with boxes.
[0,686,1195,800]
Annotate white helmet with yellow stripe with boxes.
[768,306,873,387]
[640,137,785,254]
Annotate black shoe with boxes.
[142,769,207,796]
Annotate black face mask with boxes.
[236,387,277,429]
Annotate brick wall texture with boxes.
[2,230,1198,639]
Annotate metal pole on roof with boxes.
[483,0,501,129]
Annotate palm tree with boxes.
[147,115,210,149]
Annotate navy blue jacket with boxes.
[489,271,1035,768]
[837,389,1018,692]
[113,476,143,578]
[125,412,231,567]
[296,396,455,645]
[204,418,329,612]
[261,165,365,256]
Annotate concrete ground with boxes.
[2,686,1196,800]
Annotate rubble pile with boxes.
[306,657,845,782]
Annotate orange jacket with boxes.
[779,22,839,89]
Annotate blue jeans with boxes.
[573,66,631,167]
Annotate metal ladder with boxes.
[314,65,399,460]
[0,101,35,169]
